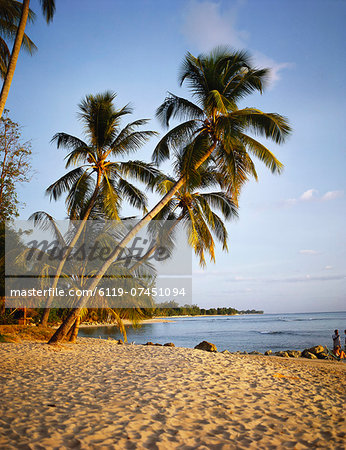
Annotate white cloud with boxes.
[181,0,292,86]
[285,189,344,206]
[321,190,344,201]
[181,0,247,50]
[325,265,333,270]
[251,51,294,85]
[300,189,318,201]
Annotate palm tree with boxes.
[0,0,36,78]
[48,47,291,344]
[0,0,55,118]
[40,91,158,326]
[27,210,156,340]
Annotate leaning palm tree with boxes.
[27,210,156,340]
[0,0,55,118]
[40,91,158,326]
[0,0,36,78]
[49,47,291,344]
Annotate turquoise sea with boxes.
[78,311,346,353]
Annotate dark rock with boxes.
[117,339,124,345]
[307,345,325,355]
[302,351,317,359]
[275,351,289,358]
[154,343,162,346]
[264,350,272,356]
[317,352,328,359]
[286,350,301,358]
[194,341,217,352]
[249,351,262,355]
[145,342,154,346]
[221,349,231,354]
[164,343,175,347]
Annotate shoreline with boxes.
[78,314,245,327]
[78,317,176,327]
[1,338,345,449]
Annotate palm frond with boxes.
[198,192,238,220]
[117,178,148,212]
[65,170,95,220]
[51,132,89,150]
[64,146,96,168]
[118,160,162,187]
[39,0,56,23]
[46,167,86,201]
[110,129,158,157]
[230,108,291,144]
[240,133,284,174]
[156,93,204,128]
[152,120,200,165]
[98,176,121,220]
[28,211,66,246]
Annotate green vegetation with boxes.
[146,302,263,317]
[0,111,32,221]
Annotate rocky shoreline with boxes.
[108,339,341,361]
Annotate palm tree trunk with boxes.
[69,315,80,343]
[65,319,75,341]
[41,172,102,326]
[48,142,217,344]
[0,0,30,119]
[129,218,181,272]
[0,296,5,316]
[49,307,81,344]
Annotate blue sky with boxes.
[6,0,346,312]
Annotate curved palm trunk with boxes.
[48,142,217,344]
[68,315,80,343]
[0,0,30,119]
[129,218,181,272]
[41,173,102,326]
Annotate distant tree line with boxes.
[144,301,263,317]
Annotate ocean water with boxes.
[78,311,346,353]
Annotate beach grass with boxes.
[0,325,55,342]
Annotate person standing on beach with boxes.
[332,330,340,350]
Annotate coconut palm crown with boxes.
[153,47,291,202]
[47,91,159,220]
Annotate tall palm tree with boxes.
[0,0,36,78]
[40,91,158,326]
[0,0,55,118]
[49,47,291,344]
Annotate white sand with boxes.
[0,338,345,449]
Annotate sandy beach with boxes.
[0,339,345,449]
